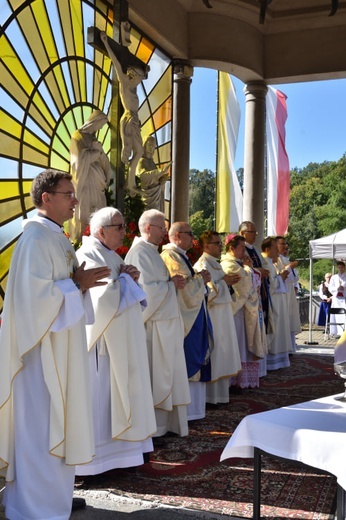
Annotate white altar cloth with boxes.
[221,394,346,490]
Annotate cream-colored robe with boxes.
[261,254,292,354]
[125,238,190,435]
[76,236,157,442]
[194,253,242,381]
[161,244,206,338]
[220,253,267,358]
[277,255,301,334]
[0,218,94,482]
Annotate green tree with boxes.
[189,169,216,220]
[188,168,216,236]
[189,210,213,239]
[287,154,346,287]
[236,167,244,191]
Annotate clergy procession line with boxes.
[0,169,301,520]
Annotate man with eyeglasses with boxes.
[161,222,213,421]
[239,221,270,336]
[239,221,267,277]
[125,210,191,437]
[0,169,111,519]
[75,207,156,477]
[194,231,242,405]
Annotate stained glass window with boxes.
[0,0,172,310]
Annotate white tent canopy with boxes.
[307,229,346,343]
[310,229,346,260]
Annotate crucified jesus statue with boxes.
[100,31,147,197]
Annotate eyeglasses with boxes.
[208,241,222,245]
[245,230,258,235]
[104,224,126,231]
[150,224,166,232]
[47,191,76,199]
[179,231,194,237]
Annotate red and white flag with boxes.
[266,86,290,236]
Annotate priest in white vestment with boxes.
[161,222,214,421]
[328,261,346,337]
[276,237,301,351]
[194,231,242,404]
[261,237,292,371]
[238,221,271,378]
[0,170,111,520]
[125,209,190,437]
[75,207,157,475]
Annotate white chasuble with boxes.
[194,253,241,381]
[125,239,190,436]
[278,255,302,334]
[0,219,94,481]
[76,236,156,443]
[261,255,292,355]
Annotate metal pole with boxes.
[305,251,318,345]
[253,448,262,520]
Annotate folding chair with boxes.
[324,307,346,340]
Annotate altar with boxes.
[221,394,346,519]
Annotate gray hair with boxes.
[138,209,165,235]
[238,221,255,232]
[90,207,123,236]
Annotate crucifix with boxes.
[88,25,149,201]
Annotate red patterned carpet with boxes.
[76,354,341,519]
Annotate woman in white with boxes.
[221,234,264,388]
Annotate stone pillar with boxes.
[171,61,193,223]
[243,81,268,242]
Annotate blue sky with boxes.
[190,68,346,172]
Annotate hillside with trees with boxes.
[189,154,346,288]
[287,154,346,286]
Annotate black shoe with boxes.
[143,452,151,463]
[72,497,86,511]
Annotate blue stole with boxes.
[176,252,213,381]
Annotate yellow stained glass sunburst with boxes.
[0,0,172,310]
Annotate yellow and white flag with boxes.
[215,72,242,232]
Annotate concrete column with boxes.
[171,61,193,223]
[243,81,268,242]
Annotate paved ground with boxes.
[294,326,338,352]
[0,327,337,519]
[0,487,236,520]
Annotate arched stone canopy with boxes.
[129,0,346,84]
[129,0,346,231]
